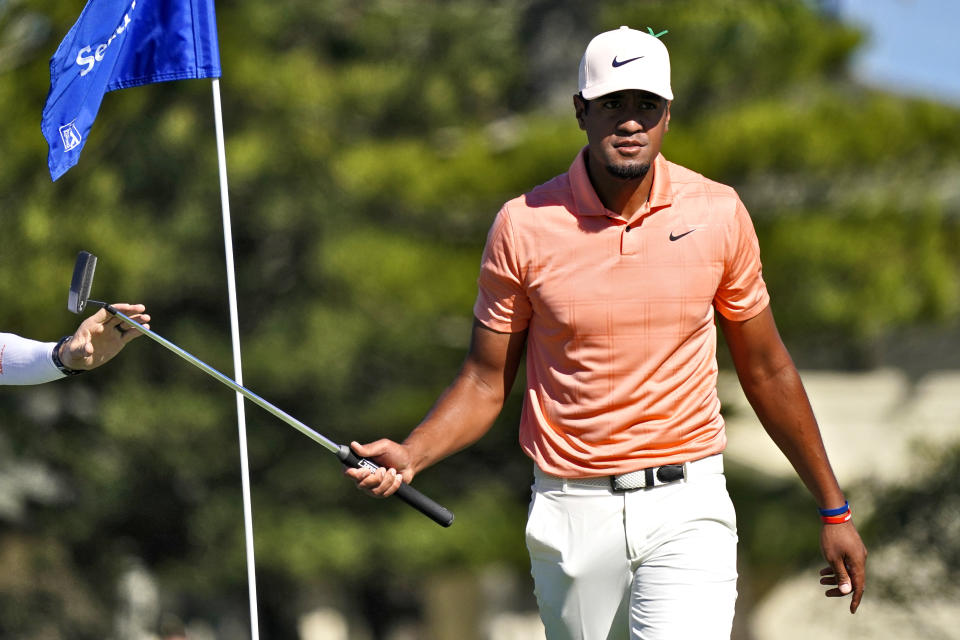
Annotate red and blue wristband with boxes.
[818,500,851,524]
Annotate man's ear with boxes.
[665,101,672,132]
[574,93,587,130]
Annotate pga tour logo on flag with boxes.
[41,0,221,181]
[59,122,82,151]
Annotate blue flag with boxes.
[41,0,221,181]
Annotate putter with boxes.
[68,251,454,527]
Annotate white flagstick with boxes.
[211,78,261,640]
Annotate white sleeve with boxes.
[0,333,66,385]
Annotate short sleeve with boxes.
[473,207,532,332]
[713,199,770,321]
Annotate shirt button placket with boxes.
[621,223,640,255]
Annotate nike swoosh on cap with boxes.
[611,55,644,67]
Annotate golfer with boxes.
[1,303,149,385]
[347,26,866,638]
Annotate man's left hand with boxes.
[819,521,867,613]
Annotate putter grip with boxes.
[338,446,454,527]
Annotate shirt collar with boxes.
[569,146,674,218]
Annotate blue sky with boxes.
[837,0,960,105]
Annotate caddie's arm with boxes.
[347,319,527,496]
[718,306,867,613]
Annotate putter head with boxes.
[68,251,98,314]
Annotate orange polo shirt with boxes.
[474,149,770,477]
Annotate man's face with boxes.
[575,89,671,182]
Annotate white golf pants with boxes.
[526,455,738,640]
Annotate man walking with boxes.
[347,26,866,638]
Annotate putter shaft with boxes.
[90,301,454,527]
[101,302,339,454]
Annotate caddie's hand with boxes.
[819,522,867,613]
[344,439,413,498]
[62,303,150,371]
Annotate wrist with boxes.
[400,439,430,476]
[51,336,84,375]
[818,500,851,524]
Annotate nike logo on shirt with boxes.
[669,229,697,241]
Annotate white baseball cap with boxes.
[578,26,673,101]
